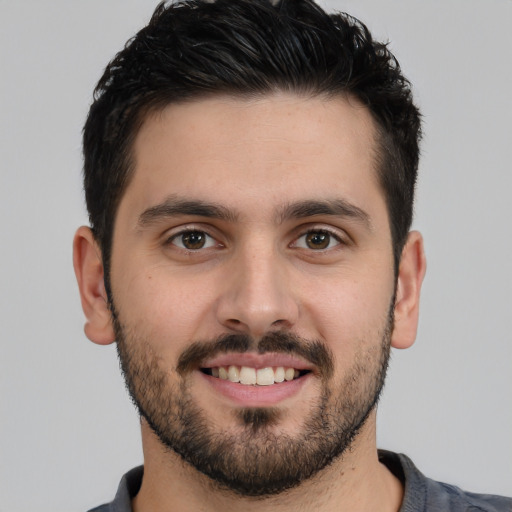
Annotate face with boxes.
[109,93,397,496]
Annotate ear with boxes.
[391,230,426,349]
[73,226,115,345]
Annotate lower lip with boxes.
[198,371,311,407]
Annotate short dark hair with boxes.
[83,0,421,288]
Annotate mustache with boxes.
[176,331,334,379]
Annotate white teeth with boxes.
[274,366,285,383]
[228,365,240,383]
[284,368,295,381]
[256,367,274,386]
[210,365,304,385]
[239,366,257,385]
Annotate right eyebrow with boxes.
[137,196,239,228]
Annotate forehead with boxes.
[119,92,385,226]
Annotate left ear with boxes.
[391,230,426,349]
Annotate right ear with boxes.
[73,226,115,345]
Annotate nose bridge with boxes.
[216,236,298,336]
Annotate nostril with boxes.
[271,319,289,328]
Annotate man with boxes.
[73,0,511,510]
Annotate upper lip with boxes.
[200,352,315,371]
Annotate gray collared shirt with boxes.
[87,451,512,511]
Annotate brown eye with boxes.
[293,230,341,250]
[305,232,331,249]
[182,232,206,249]
[172,230,216,250]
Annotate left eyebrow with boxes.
[137,196,239,228]
[276,199,373,230]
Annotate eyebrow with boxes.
[138,197,239,227]
[137,196,372,230]
[277,199,372,230]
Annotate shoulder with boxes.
[421,477,512,512]
[380,451,512,512]
[87,506,110,512]
[86,466,144,512]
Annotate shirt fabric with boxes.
[87,451,512,511]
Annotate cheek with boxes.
[112,263,220,351]
[301,267,395,348]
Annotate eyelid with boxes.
[163,224,223,250]
[290,225,349,250]
[171,231,216,250]
[161,222,349,251]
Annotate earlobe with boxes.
[73,226,116,345]
[391,231,427,350]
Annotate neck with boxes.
[132,412,404,512]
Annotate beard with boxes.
[113,304,393,497]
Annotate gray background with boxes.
[1,1,511,510]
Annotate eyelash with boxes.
[292,228,344,251]
[167,229,220,251]
[165,226,347,252]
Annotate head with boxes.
[83,0,421,293]
[75,0,426,498]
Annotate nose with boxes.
[215,246,300,338]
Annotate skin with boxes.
[74,92,426,512]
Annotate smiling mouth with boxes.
[200,366,311,386]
